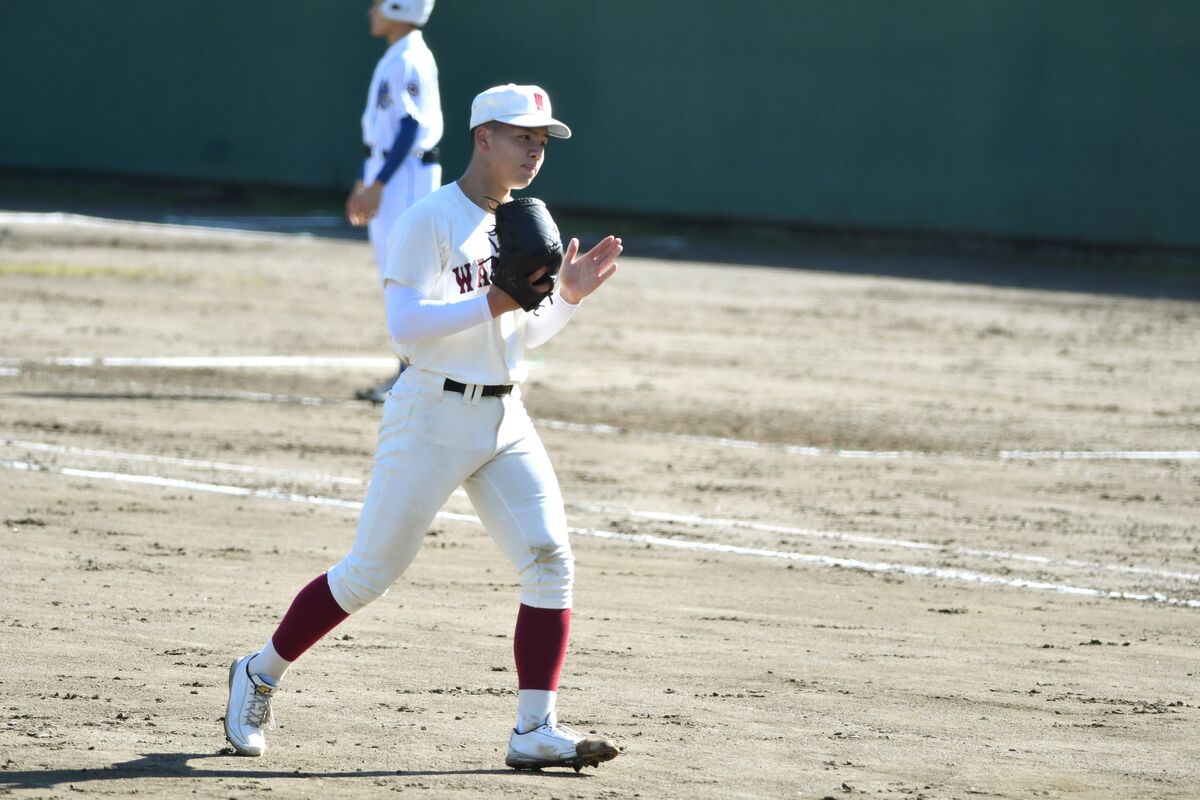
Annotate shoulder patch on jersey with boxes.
[407,81,420,97]
[377,80,393,109]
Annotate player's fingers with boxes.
[580,240,609,271]
[583,236,612,256]
[528,266,549,291]
[564,237,580,265]
[597,236,622,261]
[592,239,622,270]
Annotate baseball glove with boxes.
[490,197,564,312]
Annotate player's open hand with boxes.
[558,236,622,305]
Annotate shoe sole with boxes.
[224,658,265,757]
[506,738,620,772]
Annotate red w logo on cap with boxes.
[534,92,544,111]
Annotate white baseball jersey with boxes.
[384,182,536,386]
[362,31,443,274]
[361,31,442,175]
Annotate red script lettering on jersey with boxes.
[452,264,474,292]
[451,258,493,294]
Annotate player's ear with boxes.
[472,124,490,151]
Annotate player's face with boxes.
[487,123,551,189]
[368,0,387,35]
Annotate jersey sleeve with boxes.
[381,55,415,120]
[385,41,442,151]
[383,204,444,296]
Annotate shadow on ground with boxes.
[2,174,1198,301]
[0,751,583,789]
[616,235,1200,301]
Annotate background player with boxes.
[225,84,625,772]
[346,0,443,403]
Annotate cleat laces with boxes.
[244,685,276,730]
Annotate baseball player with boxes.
[346,0,443,403]
[225,84,625,772]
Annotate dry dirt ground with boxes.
[1,213,1198,800]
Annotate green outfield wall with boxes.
[2,2,1198,249]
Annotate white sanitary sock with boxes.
[247,639,292,684]
[515,689,556,734]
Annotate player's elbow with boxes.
[384,280,423,342]
[386,309,414,343]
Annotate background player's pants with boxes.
[326,367,575,613]
[367,158,442,277]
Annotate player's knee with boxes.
[326,559,393,613]
[518,543,574,609]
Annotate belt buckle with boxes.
[461,383,485,405]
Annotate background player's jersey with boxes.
[361,31,443,182]
[383,183,530,386]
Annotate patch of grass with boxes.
[0,261,193,283]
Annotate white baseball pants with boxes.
[326,367,574,613]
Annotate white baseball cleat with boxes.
[223,653,278,756]
[505,717,620,771]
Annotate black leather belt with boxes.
[361,146,440,164]
[443,379,512,397]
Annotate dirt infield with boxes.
[1,214,1198,799]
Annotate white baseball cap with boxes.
[379,0,435,26]
[469,84,572,139]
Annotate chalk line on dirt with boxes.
[6,439,366,486]
[3,457,1197,610]
[0,356,398,370]
[573,503,1200,584]
[3,438,1195,585]
[0,211,305,241]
